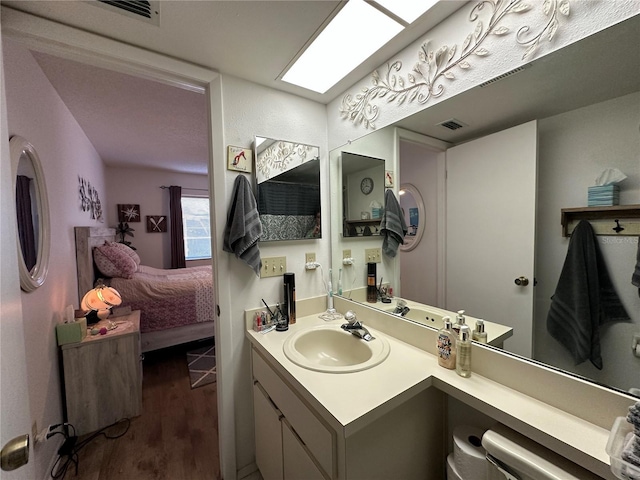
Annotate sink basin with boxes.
[283,325,390,373]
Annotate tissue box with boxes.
[56,318,87,346]
[588,185,619,206]
[371,207,382,219]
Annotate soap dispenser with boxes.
[456,325,472,378]
[472,319,488,343]
[436,316,456,370]
[452,310,466,336]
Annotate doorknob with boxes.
[1,434,29,471]
[514,276,529,286]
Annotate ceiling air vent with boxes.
[93,1,160,25]
[478,64,531,88]
[437,118,467,131]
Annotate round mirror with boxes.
[399,183,424,252]
[10,136,50,292]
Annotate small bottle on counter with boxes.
[366,263,377,303]
[436,316,456,370]
[456,325,472,378]
[283,273,296,325]
[472,319,487,343]
[452,309,466,336]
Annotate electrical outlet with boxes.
[305,252,316,264]
[342,249,351,260]
[261,256,287,278]
[365,248,382,263]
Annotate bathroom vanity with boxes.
[246,297,633,480]
[249,315,446,479]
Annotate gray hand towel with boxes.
[223,175,262,276]
[380,189,407,258]
[547,220,630,369]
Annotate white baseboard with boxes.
[237,461,259,480]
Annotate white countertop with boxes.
[248,314,435,435]
[246,311,618,479]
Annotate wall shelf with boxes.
[561,204,640,237]
[344,219,382,237]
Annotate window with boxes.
[181,196,211,260]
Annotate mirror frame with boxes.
[10,135,51,292]
[399,183,424,252]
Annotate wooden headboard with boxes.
[74,226,116,304]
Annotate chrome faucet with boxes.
[393,299,410,317]
[341,311,373,341]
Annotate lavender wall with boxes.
[3,38,107,479]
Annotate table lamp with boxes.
[81,281,122,325]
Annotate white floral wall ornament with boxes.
[78,175,103,222]
[340,0,572,130]
[256,140,319,182]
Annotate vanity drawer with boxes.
[252,350,333,476]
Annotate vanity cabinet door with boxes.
[282,420,326,480]
[253,382,283,480]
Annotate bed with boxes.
[75,226,215,352]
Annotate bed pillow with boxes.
[93,242,138,279]
[109,241,141,266]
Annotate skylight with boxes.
[281,0,439,94]
[374,0,439,24]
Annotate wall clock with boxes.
[360,177,374,195]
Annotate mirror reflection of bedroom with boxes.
[3,39,220,478]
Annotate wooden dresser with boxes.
[60,310,142,435]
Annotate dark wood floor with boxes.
[67,341,221,480]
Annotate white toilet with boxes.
[482,423,602,480]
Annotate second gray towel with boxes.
[380,189,407,258]
[547,220,630,369]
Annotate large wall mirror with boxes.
[254,137,321,241]
[340,152,385,237]
[10,135,51,292]
[329,16,640,397]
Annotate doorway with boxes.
[2,36,222,479]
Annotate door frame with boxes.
[395,128,449,306]
[1,7,234,479]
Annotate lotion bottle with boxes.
[436,316,456,369]
[472,319,488,343]
[452,310,466,336]
[456,325,472,378]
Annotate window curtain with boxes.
[169,185,186,269]
[16,175,37,271]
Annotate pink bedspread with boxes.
[109,265,214,333]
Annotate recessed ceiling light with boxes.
[281,0,403,94]
[372,0,439,24]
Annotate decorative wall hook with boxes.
[613,219,624,233]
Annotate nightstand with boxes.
[60,310,142,436]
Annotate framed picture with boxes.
[146,215,167,232]
[385,170,394,188]
[118,204,141,222]
[227,145,253,173]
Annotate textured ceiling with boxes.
[4,0,465,174]
[6,3,639,175]
[33,51,209,174]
